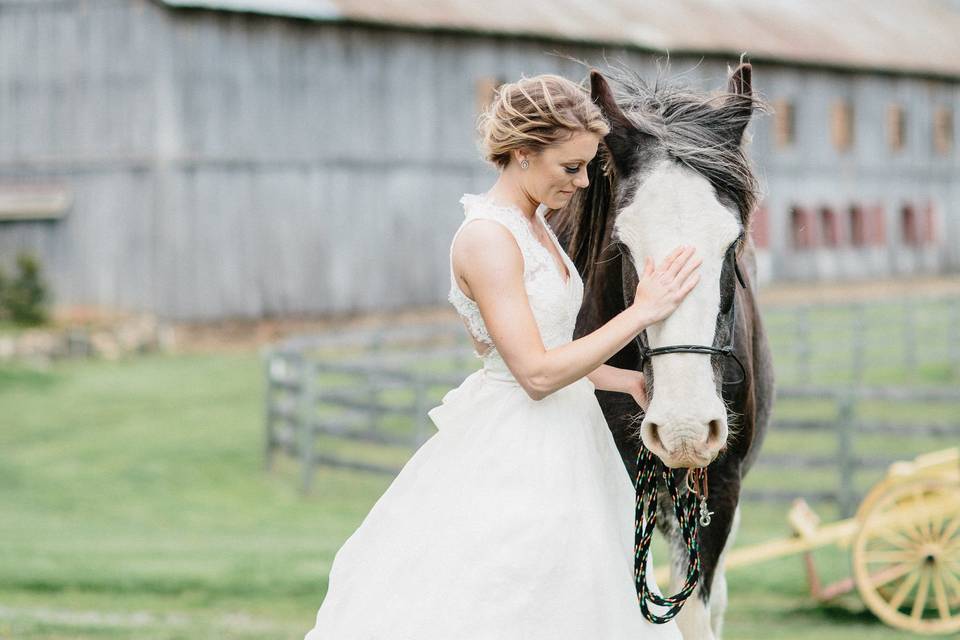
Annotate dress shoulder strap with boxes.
[455,193,540,256]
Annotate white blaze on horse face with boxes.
[614,160,742,468]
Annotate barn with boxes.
[1,0,958,320]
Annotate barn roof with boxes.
[159,0,960,79]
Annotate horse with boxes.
[549,62,775,639]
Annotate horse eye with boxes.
[720,284,734,314]
[719,239,741,314]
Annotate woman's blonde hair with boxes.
[477,74,610,169]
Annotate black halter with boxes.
[633,242,747,386]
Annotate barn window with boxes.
[772,99,795,149]
[475,76,505,115]
[790,206,817,250]
[819,207,843,246]
[750,204,770,249]
[850,206,867,247]
[870,205,887,245]
[887,104,906,151]
[901,204,919,246]
[933,107,953,155]
[0,184,71,222]
[923,203,937,244]
[830,100,854,152]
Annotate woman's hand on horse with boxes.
[632,245,702,326]
[627,371,649,411]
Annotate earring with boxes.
[520,159,529,169]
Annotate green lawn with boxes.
[0,348,952,638]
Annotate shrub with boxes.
[0,266,8,322]
[3,253,50,326]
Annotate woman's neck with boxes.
[484,175,538,221]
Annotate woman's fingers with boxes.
[674,254,702,285]
[679,270,701,297]
[665,246,696,278]
[657,246,686,272]
[643,255,654,277]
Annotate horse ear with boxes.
[727,62,752,97]
[723,61,754,145]
[590,69,648,173]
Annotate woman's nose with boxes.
[572,167,589,188]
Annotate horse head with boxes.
[565,63,761,469]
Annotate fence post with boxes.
[299,358,317,495]
[263,350,276,471]
[851,303,866,385]
[796,307,810,385]
[412,373,428,448]
[367,369,383,436]
[949,298,960,379]
[902,298,917,376]
[836,393,857,518]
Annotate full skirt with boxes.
[303,368,681,639]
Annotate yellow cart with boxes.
[656,447,960,635]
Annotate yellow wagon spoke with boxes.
[944,544,960,562]
[888,567,920,610]
[907,486,935,543]
[940,514,960,546]
[862,549,917,564]
[910,566,931,620]
[873,527,919,551]
[930,502,947,544]
[868,561,919,589]
[941,564,960,604]
[932,567,953,621]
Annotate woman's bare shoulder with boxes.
[452,218,522,263]
[451,218,524,292]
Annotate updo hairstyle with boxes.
[477,74,610,169]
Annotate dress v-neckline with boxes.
[532,207,572,288]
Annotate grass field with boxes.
[1,340,954,638]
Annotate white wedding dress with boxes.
[304,193,681,639]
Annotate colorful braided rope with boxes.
[634,446,702,623]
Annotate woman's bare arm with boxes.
[587,364,641,394]
[587,364,648,410]
[452,219,700,401]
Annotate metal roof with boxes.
[159,0,960,78]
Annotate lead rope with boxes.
[634,447,711,623]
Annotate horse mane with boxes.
[550,62,765,285]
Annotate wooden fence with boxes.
[766,296,960,386]
[740,385,960,516]
[264,297,960,499]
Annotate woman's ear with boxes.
[513,148,526,165]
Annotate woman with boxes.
[304,74,700,639]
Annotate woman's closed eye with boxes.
[563,164,581,174]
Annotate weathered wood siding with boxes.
[0,0,956,319]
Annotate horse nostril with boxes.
[646,422,663,450]
[705,419,725,449]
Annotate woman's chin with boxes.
[550,192,574,207]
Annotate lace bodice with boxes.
[447,193,584,374]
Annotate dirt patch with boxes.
[49,275,960,354]
[756,274,960,306]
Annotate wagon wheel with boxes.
[852,477,960,635]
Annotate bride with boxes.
[304,74,700,639]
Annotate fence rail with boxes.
[264,297,960,501]
[766,296,960,385]
[740,386,960,515]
